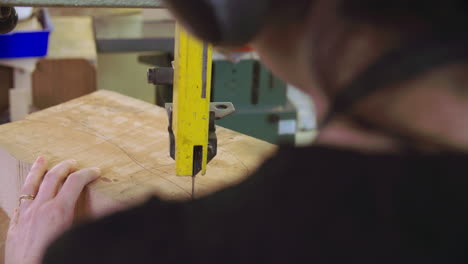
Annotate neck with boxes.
[312,68,468,154]
[315,118,404,153]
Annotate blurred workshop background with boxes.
[0,7,317,147]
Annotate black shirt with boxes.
[43,146,468,263]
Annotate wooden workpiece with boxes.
[0,91,276,220]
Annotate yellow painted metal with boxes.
[172,23,213,176]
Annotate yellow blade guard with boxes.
[172,23,213,176]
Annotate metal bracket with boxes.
[165,102,235,120]
[210,102,236,120]
[165,102,235,164]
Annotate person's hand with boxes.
[5,157,101,264]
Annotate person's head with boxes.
[164,0,468,151]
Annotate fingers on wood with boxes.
[57,168,101,207]
[36,159,78,202]
[21,156,48,195]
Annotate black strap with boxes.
[319,35,468,152]
[321,35,468,128]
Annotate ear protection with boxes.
[163,0,272,46]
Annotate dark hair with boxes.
[340,0,468,33]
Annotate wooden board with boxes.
[33,59,97,109]
[33,16,97,110]
[0,90,276,220]
[0,66,13,114]
[46,16,97,61]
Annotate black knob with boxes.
[0,7,18,34]
[147,67,174,86]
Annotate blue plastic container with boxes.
[0,9,53,59]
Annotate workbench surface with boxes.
[0,90,276,220]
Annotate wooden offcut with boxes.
[33,59,96,109]
[0,66,13,114]
[33,16,97,109]
[0,91,276,220]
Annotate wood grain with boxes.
[0,91,276,220]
